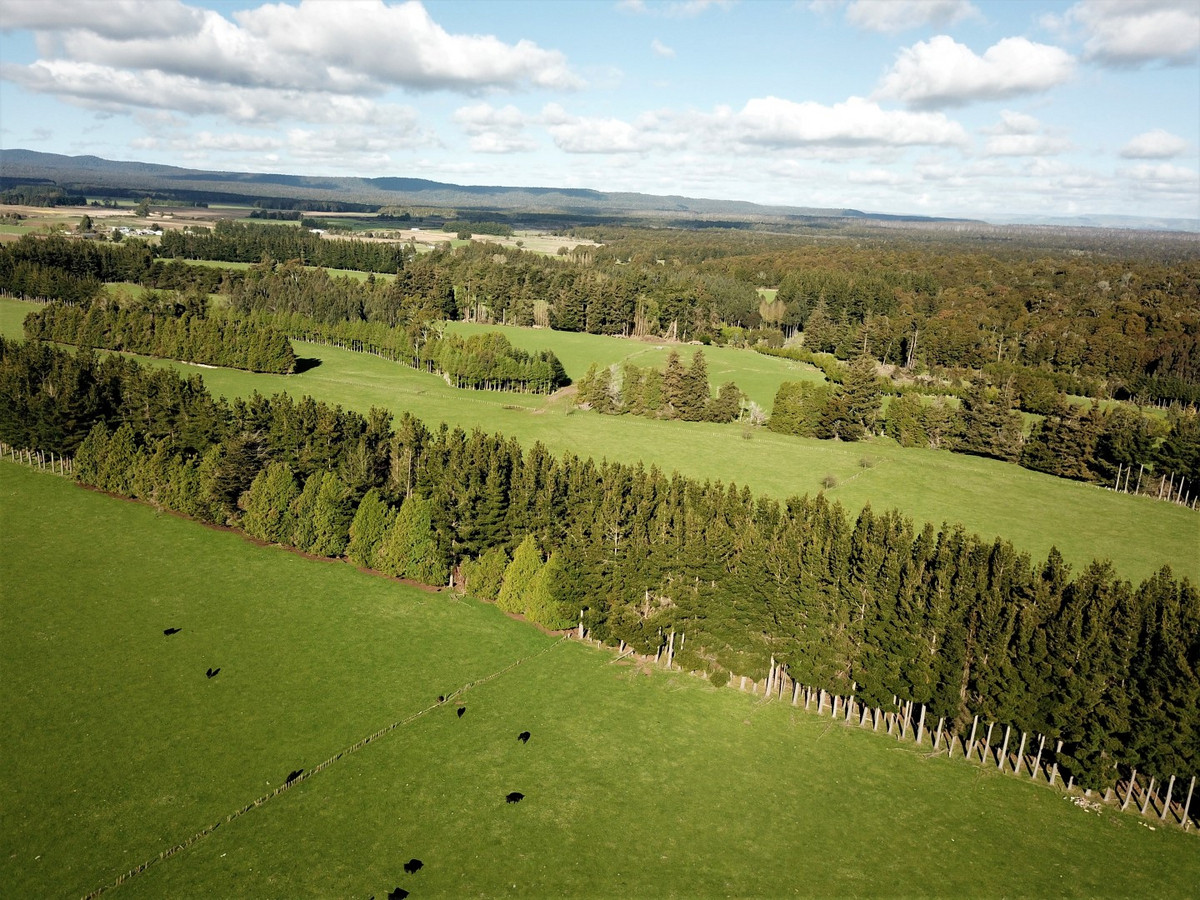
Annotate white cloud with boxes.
[0,0,203,39]
[845,0,980,34]
[544,104,668,154]
[732,96,968,148]
[618,0,734,17]
[1118,162,1200,191]
[1,59,409,125]
[980,111,1071,156]
[1064,0,1200,68]
[983,110,1042,135]
[1120,129,1189,158]
[847,168,907,185]
[132,131,282,153]
[234,0,581,92]
[984,134,1072,156]
[877,35,1075,108]
[651,38,676,58]
[2,0,582,127]
[453,103,538,153]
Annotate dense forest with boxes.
[5,222,1197,407]
[2,337,1197,794]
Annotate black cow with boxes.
[388,888,409,900]
[437,695,445,703]
[403,858,423,874]
[506,791,524,804]
[456,707,465,718]
[286,769,303,785]
[163,627,181,636]
[517,731,530,744]
[206,667,220,679]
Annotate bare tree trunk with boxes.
[966,715,979,760]
[998,725,1011,772]
[1182,776,1196,827]
[1015,731,1028,776]
[1141,778,1156,816]
[915,704,927,746]
[1049,740,1063,787]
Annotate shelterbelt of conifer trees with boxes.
[2,335,1196,793]
[23,299,296,374]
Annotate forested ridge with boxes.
[2,336,1196,793]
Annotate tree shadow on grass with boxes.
[293,357,322,374]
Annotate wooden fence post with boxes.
[1031,734,1045,780]
[1123,769,1138,810]
[998,725,1011,772]
[1014,731,1028,777]
[1160,775,1175,821]
[933,716,944,752]
[1140,778,1156,816]
[1049,740,1063,787]
[966,715,979,760]
[1181,776,1195,827]
[982,722,995,764]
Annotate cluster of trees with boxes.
[421,331,568,393]
[575,350,744,423]
[23,298,297,374]
[1021,401,1200,487]
[441,221,514,237]
[881,389,1023,461]
[3,337,1196,792]
[769,357,884,442]
[0,185,88,206]
[223,257,455,327]
[248,310,568,394]
[768,357,1200,485]
[159,220,405,273]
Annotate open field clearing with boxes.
[2,298,1195,584]
[2,462,1196,899]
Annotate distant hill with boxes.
[0,148,974,226]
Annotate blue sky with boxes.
[1,0,1197,220]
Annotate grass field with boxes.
[3,462,1196,899]
[2,297,1195,584]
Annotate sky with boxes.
[1,0,1198,221]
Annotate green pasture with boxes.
[2,297,1195,584]
[3,463,1196,899]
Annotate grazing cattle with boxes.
[163,627,181,636]
[437,695,445,703]
[456,707,465,718]
[206,667,220,679]
[286,769,303,785]
[403,858,423,874]
[517,731,530,744]
[387,888,409,900]
[506,791,524,804]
